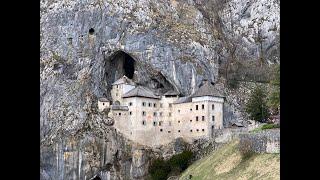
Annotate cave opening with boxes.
[89,28,95,35]
[92,176,101,180]
[104,50,178,99]
[123,53,135,79]
[105,51,135,84]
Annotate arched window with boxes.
[114,101,120,105]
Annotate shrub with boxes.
[261,123,280,130]
[168,150,193,172]
[149,151,193,180]
[227,78,239,89]
[245,86,269,122]
[149,159,171,180]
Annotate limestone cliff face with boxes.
[40,0,279,179]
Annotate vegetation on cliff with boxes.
[149,150,193,180]
[179,140,279,180]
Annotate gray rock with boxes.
[40,0,279,179]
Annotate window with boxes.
[142,102,146,106]
[117,85,119,88]
[142,120,146,125]
[212,116,215,121]
[160,103,163,108]
[212,125,214,129]
[116,93,118,96]
[169,112,172,117]
[202,129,205,132]
[119,113,121,116]
[154,103,156,107]
[160,129,163,132]
[142,111,146,116]
[196,105,198,110]
[168,131,171,133]
[178,110,180,113]
[169,104,172,108]
[159,121,162,126]
[196,116,199,121]
[129,102,133,106]
[129,111,132,115]
[160,112,163,116]
[102,103,105,105]
[202,104,204,109]
[190,129,193,132]
[178,130,181,133]
[190,108,192,111]
[202,116,205,121]
[148,103,151,107]
[212,104,214,110]
[196,129,199,132]
[153,121,157,126]
[169,121,172,126]
[178,121,180,123]
[154,112,157,116]
[190,120,192,122]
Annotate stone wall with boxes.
[239,129,280,153]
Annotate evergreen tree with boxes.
[245,86,269,122]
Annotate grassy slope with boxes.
[179,140,280,180]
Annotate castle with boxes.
[98,76,225,147]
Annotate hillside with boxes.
[179,140,280,180]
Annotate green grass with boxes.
[250,124,280,133]
[179,140,280,180]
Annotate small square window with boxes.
[154,103,156,107]
[196,129,199,132]
[129,111,132,115]
[212,104,214,110]
[178,121,180,123]
[190,120,192,122]
[142,111,146,116]
[154,112,157,116]
[148,103,151,107]
[190,130,193,132]
[119,113,121,116]
[142,121,146,125]
[178,110,180,113]
[160,112,163,116]
[202,104,204,109]
[196,116,199,121]
[129,102,133,106]
[102,103,105,105]
[153,122,157,126]
[202,129,205,132]
[142,102,146,106]
[160,129,163,132]
[190,108,192,111]
[202,116,205,121]
[168,131,171,133]
[178,130,181,132]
